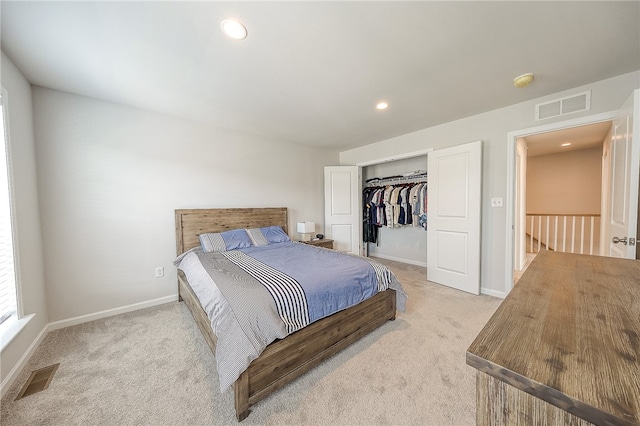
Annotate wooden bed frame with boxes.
[175,207,397,421]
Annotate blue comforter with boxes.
[225,241,398,333]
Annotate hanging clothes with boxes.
[362,187,380,244]
[362,176,428,244]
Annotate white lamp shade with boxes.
[297,222,315,233]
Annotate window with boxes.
[0,93,17,326]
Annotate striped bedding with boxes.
[176,241,407,392]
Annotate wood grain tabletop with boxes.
[467,250,640,426]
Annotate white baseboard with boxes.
[369,254,505,298]
[481,288,506,299]
[368,253,427,268]
[48,294,178,331]
[0,321,49,399]
[518,257,528,271]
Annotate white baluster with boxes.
[545,216,550,251]
[562,216,567,253]
[530,216,534,253]
[537,216,542,253]
[589,217,594,255]
[580,216,585,254]
[571,216,576,254]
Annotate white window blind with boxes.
[0,94,17,325]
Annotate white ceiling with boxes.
[1,1,639,151]
[524,121,612,157]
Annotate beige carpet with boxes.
[0,259,502,425]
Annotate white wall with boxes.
[0,53,49,388]
[340,71,640,296]
[32,87,338,322]
[527,147,602,215]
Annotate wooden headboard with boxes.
[175,207,289,255]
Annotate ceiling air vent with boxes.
[535,91,591,121]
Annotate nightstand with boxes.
[300,239,334,249]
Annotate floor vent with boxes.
[535,90,591,121]
[15,363,59,400]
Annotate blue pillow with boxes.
[199,229,253,253]
[260,226,291,244]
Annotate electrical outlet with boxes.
[155,267,164,278]
[491,197,503,207]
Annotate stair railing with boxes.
[526,214,601,255]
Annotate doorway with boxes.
[513,121,612,284]
[506,90,640,294]
[506,110,629,293]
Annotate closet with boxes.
[362,156,428,266]
[325,140,482,295]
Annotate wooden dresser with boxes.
[467,251,640,426]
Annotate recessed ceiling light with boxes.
[513,73,534,88]
[376,102,389,110]
[561,142,572,147]
[221,19,247,40]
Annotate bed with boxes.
[174,207,405,421]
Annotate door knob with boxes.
[612,236,628,245]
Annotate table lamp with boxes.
[297,221,315,242]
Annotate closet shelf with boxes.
[364,171,427,187]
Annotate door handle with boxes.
[612,236,628,245]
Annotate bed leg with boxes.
[234,371,250,421]
[389,294,397,321]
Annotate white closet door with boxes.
[427,141,482,295]
[324,166,362,254]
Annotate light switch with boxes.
[491,197,503,207]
